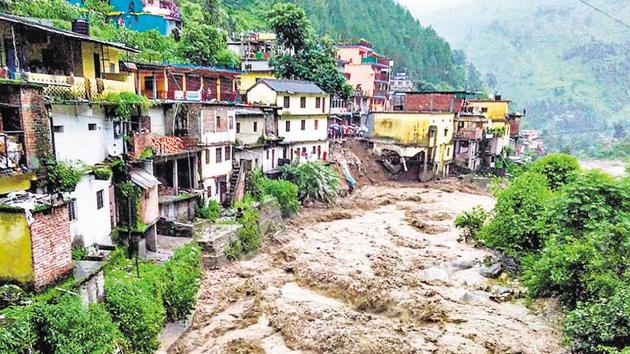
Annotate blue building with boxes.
[67,0,181,36]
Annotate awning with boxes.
[130,169,161,190]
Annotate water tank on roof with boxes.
[72,19,90,36]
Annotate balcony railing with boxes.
[455,152,470,160]
[375,73,389,82]
[25,73,136,100]
[455,127,483,140]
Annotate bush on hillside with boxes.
[251,169,300,217]
[196,200,221,221]
[454,206,489,242]
[226,196,261,259]
[279,161,340,204]
[0,305,37,353]
[104,266,166,354]
[36,295,120,354]
[162,244,202,321]
[530,153,580,191]
[477,172,554,256]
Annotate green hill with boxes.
[224,0,474,89]
[419,0,630,154]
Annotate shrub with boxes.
[478,172,554,256]
[37,295,120,354]
[454,206,489,242]
[162,244,202,321]
[46,160,84,193]
[93,167,112,180]
[104,266,166,354]
[530,153,580,191]
[279,161,340,204]
[226,196,261,259]
[71,245,87,261]
[196,200,221,221]
[0,305,37,354]
[564,285,630,353]
[252,169,300,217]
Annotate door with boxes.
[93,53,102,78]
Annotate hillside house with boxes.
[453,114,487,171]
[392,91,468,113]
[67,0,182,36]
[247,79,330,163]
[234,106,282,172]
[336,42,393,113]
[464,97,512,167]
[228,32,276,93]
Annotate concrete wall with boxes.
[235,146,282,172]
[70,175,113,247]
[201,145,233,179]
[240,71,274,93]
[236,116,266,145]
[149,106,166,136]
[278,115,328,144]
[285,141,330,162]
[52,105,123,165]
[0,211,33,284]
[277,94,330,116]
[140,186,160,226]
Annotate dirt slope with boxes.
[170,182,564,354]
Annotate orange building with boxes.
[335,42,393,113]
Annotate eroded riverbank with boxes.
[170,181,563,354]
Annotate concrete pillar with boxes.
[173,159,179,195]
[192,154,199,189]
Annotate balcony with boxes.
[25,73,136,101]
[375,72,389,82]
[455,127,483,140]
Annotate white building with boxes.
[234,107,282,172]
[247,79,330,162]
[51,104,119,247]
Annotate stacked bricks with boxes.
[29,206,73,290]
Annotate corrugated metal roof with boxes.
[257,79,326,95]
[130,169,160,190]
[0,13,139,53]
[235,108,265,115]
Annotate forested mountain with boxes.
[407,0,630,155]
[224,0,478,90]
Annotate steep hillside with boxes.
[225,0,470,89]
[415,0,630,153]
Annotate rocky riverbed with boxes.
[169,181,564,354]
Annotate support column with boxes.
[192,154,199,189]
[173,159,179,195]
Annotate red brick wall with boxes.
[19,86,52,171]
[30,206,73,289]
[404,93,463,113]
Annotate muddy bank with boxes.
[170,181,564,354]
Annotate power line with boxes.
[575,0,630,30]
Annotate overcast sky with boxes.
[396,0,472,23]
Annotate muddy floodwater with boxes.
[171,182,563,354]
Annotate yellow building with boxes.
[0,14,138,100]
[239,71,275,93]
[465,99,512,165]
[367,112,455,178]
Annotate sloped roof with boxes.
[130,169,160,190]
[257,79,326,95]
[0,13,139,52]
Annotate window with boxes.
[444,128,449,137]
[312,146,316,154]
[206,149,211,164]
[300,97,306,108]
[236,122,241,133]
[216,147,223,163]
[314,119,319,130]
[88,123,97,131]
[447,148,450,156]
[266,149,270,159]
[283,96,290,108]
[225,146,231,160]
[301,120,306,130]
[68,200,77,221]
[285,120,291,132]
[253,121,258,132]
[144,76,154,92]
[53,125,64,133]
[96,190,104,210]
[481,107,488,113]
[316,97,321,108]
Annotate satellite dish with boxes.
[107,143,123,157]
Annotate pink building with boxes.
[336,42,393,113]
